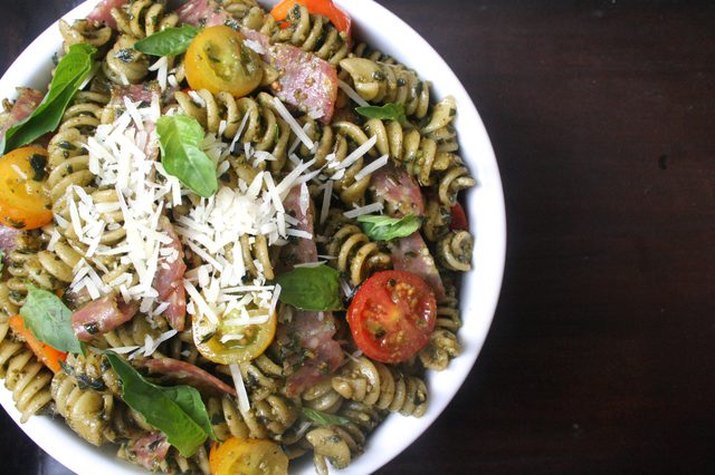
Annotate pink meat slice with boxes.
[176,0,229,27]
[279,183,318,268]
[391,231,446,302]
[125,432,171,472]
[109,84,161,157]
[279,184,344,396]
[153,218,187,332]
[71,293,139,341]
[110,83,159,105]
[267,43,338,123]
[178,0,338,122]
[0,225,21,261]
[282,310,345,397]
[370,162,425,217]
[142,357,237,396]
[0,87,44,141]
[86,0,128,30]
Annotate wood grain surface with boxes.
[0,1,713,474]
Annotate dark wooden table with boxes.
[1,0,714,473]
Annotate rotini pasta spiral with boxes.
[306,401,384,475]
[59,19,114,52]
[46,91,108,224]
[175,90,291,173]
[62,351,122,396]
[420,295,461,370]
[301,379,344,413]
[350,42,396,64]
[6,231,63,305]
[419,328,460,371]
[232,2,348,64]
[0,323,53,422]
[363,111,476,203]
[299,119,378,205]
[273,4,349,65]
[326,223,392,286]
[103,35,150,85]
[331,356,428,417]
[339,57,431,119]
[208,391,300,442]
[437,230,474,272]
[47,127,95,205]
[51,370,116,446]
[0,283,19,320]
[111,0,179,39]
[221,0,261,20]
[421,95,459,154]
[422,194,451,242]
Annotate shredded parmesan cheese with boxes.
[338,79,370,107]
[230,363,251,413]
[354,154,389,182]
[344,201,384,218]
[272,97,314,149]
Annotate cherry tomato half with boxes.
[347,270,436,364]
[8,315,67,374]
[271,0,352,38]
[450,202,468,231]
[0,146,52,230]
[193,308,277,365]
[185,26,263,98]
[209,437,288,475]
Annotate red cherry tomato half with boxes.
[271,0,352,39]
[347,271,436,364]
[450,202,469,231]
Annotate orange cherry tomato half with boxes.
[450,202,469,231]
[193,309,277,365]
[8,315,67,373]
[347,270,436,364]
[209,437,288,475]
[0,146,52,230]
[185,26,263,98]
[271,0,352,38]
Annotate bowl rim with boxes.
[0,0,506,473]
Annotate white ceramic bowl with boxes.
[0,0,506,473]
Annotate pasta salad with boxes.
[0,0,476,473]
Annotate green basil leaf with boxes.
[355,103,407,124]
[156,115,218,198]
[134,26,200,57]
[276,265,342,311]
[19,286,82,354]
[105,352,215,456]
[302,407,350,426]
[357,214,422,241]
[1,44,97,154]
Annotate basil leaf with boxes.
[156,115,218,198]
[355,103,407,124]
[357,214,422,241]
[276,265,342,311]
[302,407,349,426]
[19,286,82,354]
[105,352,215,456]
[1,44,97,154]
[134,26,200,57]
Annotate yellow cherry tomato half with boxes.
[0,146,52,230]
[193,308,277,365]
[185,25,263,98]
[209,437,288,475]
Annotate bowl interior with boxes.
[0,1,506,473]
